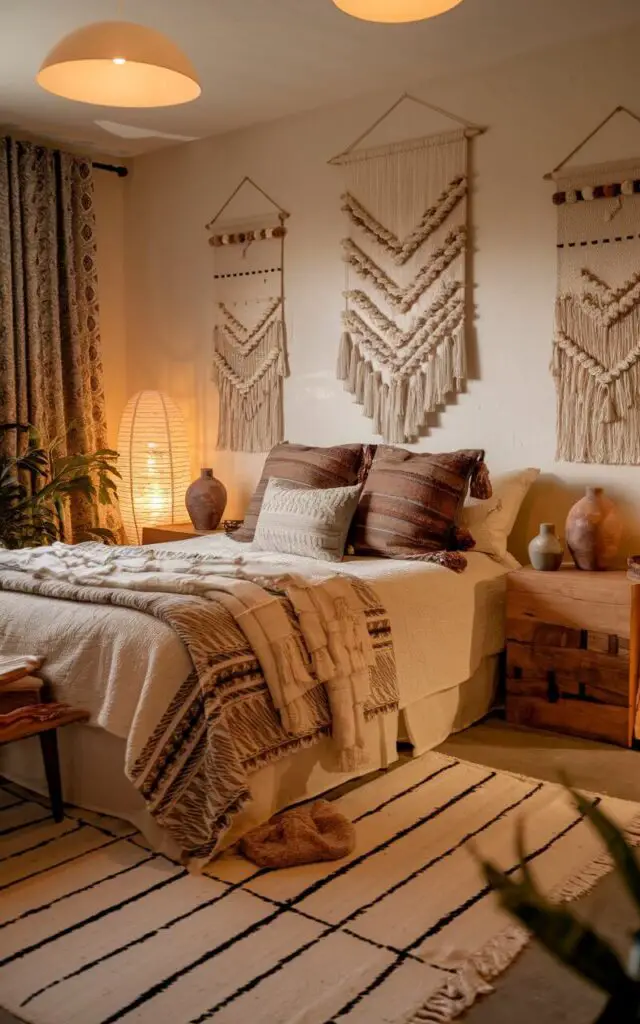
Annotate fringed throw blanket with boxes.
[552,159,640,463]
[335,129,469,443]
[0,544,397,866]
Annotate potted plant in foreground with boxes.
[0,424,120,549]
[481,784,640,1022]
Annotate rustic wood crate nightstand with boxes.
[141,522,221,545]
[506,566,639,748]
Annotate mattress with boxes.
[0,535,510,742]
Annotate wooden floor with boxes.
[1,716,638,1024]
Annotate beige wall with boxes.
[121,26,640,562]
[94,169,128,449]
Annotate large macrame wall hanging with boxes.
[206,177,289,452]
[331,93,484,444]
[549,106,640,464]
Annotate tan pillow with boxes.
[234,442,372,542]
[462,467,540,564]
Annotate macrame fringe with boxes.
[341,323,466,442]
[214,364,284,453]
[337,330,352,381]
[407,811,640,1023]
[363,362,375,418]
[553,297,640,463]
[213,318,287,452]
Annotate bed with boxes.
[0,532,510,858]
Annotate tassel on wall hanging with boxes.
[330,93,485,444]
[548,106,640,464]
[206,177,290,452]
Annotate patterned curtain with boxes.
[0,136,119,540]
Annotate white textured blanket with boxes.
[0,543,378,771]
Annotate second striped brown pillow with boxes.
[350,446,488,561]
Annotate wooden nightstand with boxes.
[506,566,639,748]
[141,522,220,545]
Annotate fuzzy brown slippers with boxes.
[240,800,356,869]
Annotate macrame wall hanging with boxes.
[330,93,485,444]
[548,106,640,464]
[206,177,289,452]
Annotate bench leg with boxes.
[39,729,64,823]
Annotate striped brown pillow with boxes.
[234,442,373,542]
[350,446,487,559]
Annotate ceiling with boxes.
[1,0,639,156]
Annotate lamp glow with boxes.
[36,20,201,107]
[332,0,464,22]
[117,391,191,544]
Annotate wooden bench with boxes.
[0,656,90,822]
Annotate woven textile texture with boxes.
[350,446,487,568]
[234,442,373,542]
[253,478,362,562]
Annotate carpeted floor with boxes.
[1,716,639,1023]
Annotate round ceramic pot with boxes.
[185,469,227,531]
[528,523,564,571]
[565,486,622,571]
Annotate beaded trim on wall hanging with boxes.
[547,107,640,464]
[330,93,485,444]
[206,177,290,452]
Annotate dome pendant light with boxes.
[36,20,201,107]
[332,0,464,23]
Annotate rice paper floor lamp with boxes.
[117,390,191,544]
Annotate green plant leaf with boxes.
[482,860,633,998]
[563,778,640,918]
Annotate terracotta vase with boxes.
[565,486,622,571]
[185,469,227,531]
[528,523,564,571]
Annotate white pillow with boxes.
[461,468,540,565]
[253,477,362,562]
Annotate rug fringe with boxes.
[406,810,640,1023]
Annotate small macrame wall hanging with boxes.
[206,177,289,452]
[548,106,640,464]
[331,93,484,444]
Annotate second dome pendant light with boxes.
[332,0,464,23]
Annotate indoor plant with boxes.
[0,424,120,548]
[480,785,640,1022]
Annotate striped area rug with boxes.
[1,753,639,1024]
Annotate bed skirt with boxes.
[399,655,499,755]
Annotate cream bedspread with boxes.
[0,535,509,743]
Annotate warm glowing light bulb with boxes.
[113,56,126,65]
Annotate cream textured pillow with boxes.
[253,478,362,562]
[461,468,540,564]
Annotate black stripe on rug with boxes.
[325,801,599,1022]
[0,868,187,969]
[187,780,542,1022]
[12,758,468,1014]
[1,820,84,863]
[92,771,496,1024]
[21,871,268,1007]
[0,834,140,894]
[0,814,50,838]
[0,851,157,932]
[352,760,457,823]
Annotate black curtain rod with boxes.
[92,161,128,177]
